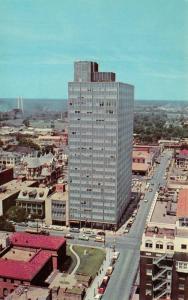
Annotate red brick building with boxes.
[0,232,66,299]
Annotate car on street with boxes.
[89,233,96,238]
[95,236,105,242]
[144,199,148,202]
[78,234,89,241]
[70,227,80,233]
[97,231,105,236]
[94,294,103,299]
[83,229,93,234]
[17,222,28,227]
[65,233,74,239]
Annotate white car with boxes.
[94,294,103,299]
[144,199,148,202]
[78,234,89,241]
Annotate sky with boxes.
[0,0,188,100]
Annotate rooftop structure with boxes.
[5,285,51,300]
[45,189,69,226]
[10,232,66,251]
[0,232,66,298]
[176,189,188,218]
[0,179,37,216]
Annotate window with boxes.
[145,241,153,248]
[181,244,187,250]
[179,283,184,290]
[167,243,174,251]
[145,289,152,296]
[146,269,152,276]
[156,242,163,249]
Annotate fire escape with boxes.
[152,253,173,300]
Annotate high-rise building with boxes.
[68,61,134,229]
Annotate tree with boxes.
[0,139,3,147]
[6,206,28,223]
[0,216,15,232]
[17,137,40,151]
[23,119,30,127]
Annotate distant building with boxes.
[0,166,13,185]
[45,186,69,226]
[140,187,188,300]
[0,150,22,167]
[16,187,53,218]
[68,61,134,229]
[0,179,37,216]
[20,153,62,185]
[175,149,188,170]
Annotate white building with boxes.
[68,61,134,229]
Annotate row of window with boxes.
[145,241,174,250]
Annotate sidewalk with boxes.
[85,248,113,300]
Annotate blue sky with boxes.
[0,0,188,100]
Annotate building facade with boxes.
[68,61,134,228]
[140,187,188,300]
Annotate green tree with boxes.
[0,216,15,232]
[6,206,28,223]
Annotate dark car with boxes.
[97,231,105,236]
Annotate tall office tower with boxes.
[68,61,134,229]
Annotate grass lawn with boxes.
[73,245,106,278]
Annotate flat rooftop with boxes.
[5,286,50,300]
[177,189,188,218]
[2,248,35,262]
[48,191,68,202]
[150,200,177,225]
[0,180,36,201]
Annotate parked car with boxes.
[89,233,96,239]
[112,251,120,260]
[70,227,80,233]
[95,236,104,242]
[94,294,103,299]
[123,228,129,234]
[78,234,89,241]
[97,231,105,236]
[17,222,28,227]
[65,233,74,239]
